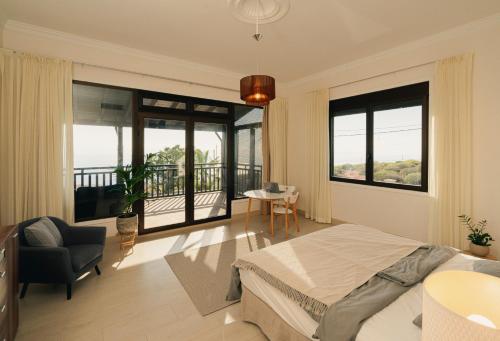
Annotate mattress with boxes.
[240,252,477,341]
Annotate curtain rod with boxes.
[329,60,435,90]
[75,62,241,93]
[2,47,240,93]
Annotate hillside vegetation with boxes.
[334,159,421,185]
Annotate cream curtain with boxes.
[0,49,74,225]
[429,53,474,249]
[305,89,332,223]
[267,97,288,184]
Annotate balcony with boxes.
[73,163,262,225]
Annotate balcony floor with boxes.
[144,191,227,229]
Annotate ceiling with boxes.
[1,0,499,82]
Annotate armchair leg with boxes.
[66,283,72,300]
[95,265,101,276]
[20,283,29,299]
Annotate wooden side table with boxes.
[462,250,497,260]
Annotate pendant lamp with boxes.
[240,11,276,106]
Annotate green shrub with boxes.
[374,170,401,182]
[403,173,421,185]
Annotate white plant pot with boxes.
[116,214,138,235]
[470,242,490,257]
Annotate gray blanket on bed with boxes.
[313,245,456,341]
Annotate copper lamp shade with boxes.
[240,75,275,106]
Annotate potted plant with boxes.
[114,154,155,235]
[458,214,495,257]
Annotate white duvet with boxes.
[241,252,477,341]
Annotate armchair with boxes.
[18,216,106,300]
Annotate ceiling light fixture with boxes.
[239,2,276,106]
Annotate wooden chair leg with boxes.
[285,202,290,238]
[293,205,300,232]
[20,282,29,299]
[95,265,101,276]
[270,201,275,237]
[66,283,72,300]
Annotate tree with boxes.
[150,145,185,165]
[194,149,220,165]
[194,149,221,191]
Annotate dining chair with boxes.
[278,185,296,193]
[273,192,300,238]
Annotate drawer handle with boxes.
[12,233,18,239]
[0,272,5,279]
[0,249,4,263]
[1,304,6,313]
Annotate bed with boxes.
[230,224,481,341]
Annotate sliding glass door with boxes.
[72,82,264,233]
[143,118,186,230]
[193,122,228,221]
[136,112,231,233]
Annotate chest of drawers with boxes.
[0,226,18,341]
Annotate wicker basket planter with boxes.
[116,214,138,235]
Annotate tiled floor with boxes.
[17,213,337,341]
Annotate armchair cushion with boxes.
[67,244,104,273]
[24,217,63,247]
[66,226,106,246]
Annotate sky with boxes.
[73,125,225,168]
[333,105,422,165]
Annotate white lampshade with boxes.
[423,270,500,341]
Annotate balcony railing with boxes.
[74,163,262,199]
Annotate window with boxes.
[234,105,264,198]
[194,103,228,114]
[142,98,186,110]
[329,82,429,191]
[73,83,133,221]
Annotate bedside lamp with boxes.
[422,271,500,341]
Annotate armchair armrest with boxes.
[19,246,74,283]
[67,226,106,246]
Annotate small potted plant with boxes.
[114,154,155,235]
[458,214,495,257]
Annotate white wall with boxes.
[287,15,500,256]
[2,20,243,102]
[0,11,6,47]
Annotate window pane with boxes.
[144,119,186,228]
[373,105,422,186]
[143,98,186,110]
[73,84,133,221]
[332,113,366,180]
[194,103,228,114]
[234,105,263,197]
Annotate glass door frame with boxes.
[134,103,234,235]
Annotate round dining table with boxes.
[243,189,289,237]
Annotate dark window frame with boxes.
[329,82,429,192]
[72,81,263,230]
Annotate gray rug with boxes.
[165,232,291,316]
